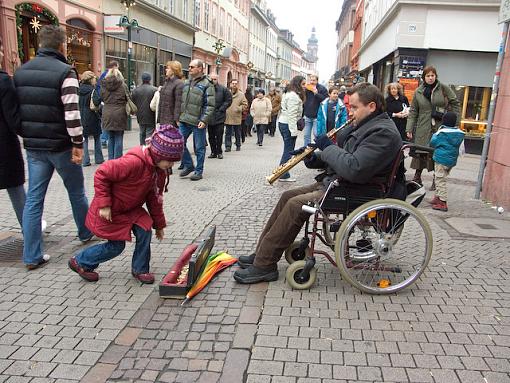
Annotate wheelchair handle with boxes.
[402,141,434,154]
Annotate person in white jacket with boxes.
[250,89,272,146]
[277,75,305,181]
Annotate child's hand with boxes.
[99,207,112,222]
[155,229,164,241]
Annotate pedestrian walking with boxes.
[385,82,410,140]
[241,86,254,142]
[78,71,104,166]
[179,59,215,181]
[13,25,92,269]
[267,87,281,137]
[68,125,184,284]
[131,72,157,145]
[316,86,348,137]
[429,112,465,212]
[276,75,306,182]
[250,89,272,146]
[406,65,460,187]
[0,36,25,229]
[96,60,119,148]
[207,73,232,159]
[100,67,129,160]
[225,79,248,152]
[303,74,328,146]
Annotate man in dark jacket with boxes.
[233,83,403,284]
[13,25,92,270]
[131,72,157,144]
[207,73,232,159]
[179,59,215,181]
[303,75,328,146]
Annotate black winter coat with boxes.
[210,84,232,125]
[0,71,24,189]
[385,95,409,140]
[78,83,102,137]
[304,83,328,118]
[131,83,157,126]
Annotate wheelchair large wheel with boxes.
[335,198,432,294]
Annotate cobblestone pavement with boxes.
[0,126,509,383]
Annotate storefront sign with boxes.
[399,78,420,103]
[104,15,124,34]
[500,0,510,23]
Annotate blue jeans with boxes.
[180,122,206,175]
[83,135,104,165]
[107,131,124,160]
[23,150,91,264]
[7,185,26,227]
[278,122,297,179]
[303,117,317,146]
[75,224,152,273]
[225,125,242,149]
[100,129,108,145]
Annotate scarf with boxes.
[423,80,437,101]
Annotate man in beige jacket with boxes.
[224,79,247,152]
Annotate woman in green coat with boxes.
[406,66,460,185]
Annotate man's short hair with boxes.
[192,59,204,71]
[310,74,319,81]
[328,86,339,94]
[230,78,238,83]
[38,25,66,50]
[108,60,119,69]
[348,83,385,112]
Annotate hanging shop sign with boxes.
[104,15,125,34]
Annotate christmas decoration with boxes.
[29,16,41,32]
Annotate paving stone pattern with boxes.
[0,129,509,382]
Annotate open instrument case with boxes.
[159,225,216,298]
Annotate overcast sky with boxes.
[267,0,343,82]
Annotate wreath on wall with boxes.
[15,3,59,61]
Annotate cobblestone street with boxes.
[0,127,509,383]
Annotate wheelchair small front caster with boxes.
[284,240,311,265]
[286,260,317,290]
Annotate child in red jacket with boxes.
[69,125,184,284]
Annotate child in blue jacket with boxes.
[315,87,348,139]
[429,112,465,212]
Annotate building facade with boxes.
[276,29,293,86]
[248,1,269,89]
[334,0,356,82]
[350,0,364,75]
[264,11,278,90]
[0,0,104,76]
[357,0,500,152]
[192,0,250,89]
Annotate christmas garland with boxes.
[15,3,59,61]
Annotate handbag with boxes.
[125,87,138,116]
[297,117,305,131]
[89,89,100,112]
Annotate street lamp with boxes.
[119,0,139,129]
[212,39,225,73]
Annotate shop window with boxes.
[66,20,93,75]
[450,85,491,138]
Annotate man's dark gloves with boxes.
[289,146,307,156]
[314,134,334,151]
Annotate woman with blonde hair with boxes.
[385,82,409,140]
[158,60,184,128]
[100,67,128,159]
[79,70,104,165]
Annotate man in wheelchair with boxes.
[234,83,403,284]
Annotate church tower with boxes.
[307,27,318,63]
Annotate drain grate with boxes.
[0,234,23,263]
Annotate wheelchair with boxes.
[284,143,433,294]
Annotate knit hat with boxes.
[148,125,184,163]
[442,111,457,127]
[141,72,152,83]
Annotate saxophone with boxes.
[266,118,354,184]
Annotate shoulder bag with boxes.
[125,86,138,116]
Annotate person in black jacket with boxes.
[303,75,328,146]
[131,72,157,145]
[0,36,25,229]
[385,82,410,140]
[78,71,104,166]
[233,83,403,284]
[207,73,232,159]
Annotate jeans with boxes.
[139,124,155,145]
[225,125,242,149]
[180,122,206,175]
[207,123,225,155]
[303,116,317,146]
[7,185,26,227]
[83,135,104,165]
[100,129,108,145]
[75,224,151,273]
[269,116,277,136]
[256,124,266,145]
[23,149,91,264]
[107,131,124,160]
[278,122,297,179]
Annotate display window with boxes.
[66,20,93,75]
[449,85,491,138]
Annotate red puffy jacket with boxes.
[85,146,167,241]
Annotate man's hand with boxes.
[71,147,83,164]
[155,229,164,241]
[99,207,112,222]
[406,132,413,140]
[198,121,206,129]
[314,134,334,151]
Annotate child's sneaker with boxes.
[428,195,441,205]
[432,199,448,212]
[68,257,99,282]
[132,271,155,284]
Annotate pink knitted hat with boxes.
[148,124,184,162]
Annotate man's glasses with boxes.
[188,65,197,69]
